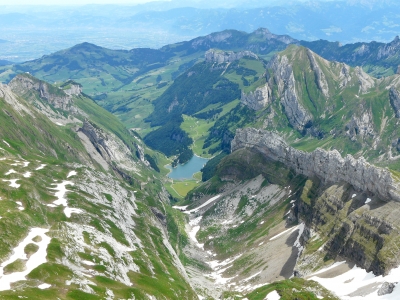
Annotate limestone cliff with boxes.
[306,49,329,98]
[389,87,400,118]
[205,49,258,64]
[78,119,138,174]
[9,74,75,112]
[240,84,271,110]
[231,128,400,202]
[355,66,375,94]
[267,55,313,131]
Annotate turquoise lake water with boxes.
[167,155,209,180]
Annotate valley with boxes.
[1,21,400,299]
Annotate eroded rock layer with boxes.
[231,128,400,202]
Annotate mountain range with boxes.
[1,24,400,299]
[1,0,400,62]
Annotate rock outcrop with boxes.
[355,66,375,94]
[378,282,396,296]
[205,49,258,64]
[253,27,297,45]
[267,55,313,130]
[9,74,75,112]
[0,83,32,116]
[389,87,400,118]
[345,110,375,140]
[377,36,400,60]
[306,49,329,97]
[240,84,271,110]
[231,128,400,202]
[338,63,352,89]
[63,81,82,96]
[78,120,138,173]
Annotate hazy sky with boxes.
[0,0,160,4]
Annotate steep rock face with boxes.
[345,110,375,140]
[78,120,138,173]
[296,180,400,276]
[63,82,82,96]
[9,74,75,112]
[338,64,352,89]
[240,84,271,110]
[268,55,313,130]
[0,83,32,116]
[231,128,400,202]
[389,87,400,118]
[306,49,329,98]
[355,66,375,94]
[377,36,400,60]
[205,49,258,64]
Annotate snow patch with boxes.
[0,228,51,291]
[352,194,357,198]
[35,164,46,170]
[5,169,16,175]
[23,172,31,178]
[310,262,400,299]
[265,290,280,300]
[188,216,204,249]
[172,205,189,211]
[64,207,82,218]
[67,170,77,178]
[269,226,298,241]
[3,179,20,188]
[38,283,51,289]
[82,260,96,266]
[365,198,371,204]
[185,195,221,214]
[2,140,10,147]
[47,181,82,218]
[243,271,261,282]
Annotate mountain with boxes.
[1,1,400,62]
[3,25,400,299]
[0,73,197,298]
[141,44,400,167]
[302,36,400,77]
[0,28,293,136]
[164,47,400,298]
[2,27,400,139]
[0,60,12,66]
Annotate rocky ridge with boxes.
[389,86,400,118]
[205,49,258,64]
[78,119,139,173]
[9,74,76,112]
[268,54,313,131]
[240,84,271,111]
[231,127,400,202]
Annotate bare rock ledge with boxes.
[231,128,400,202]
